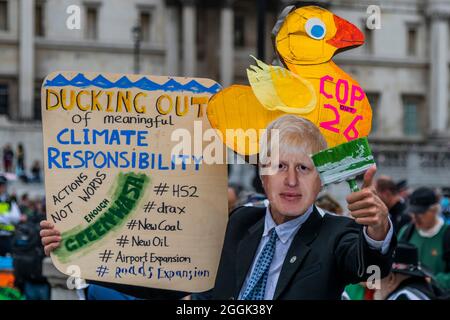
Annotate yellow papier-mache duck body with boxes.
[207,5,372,155]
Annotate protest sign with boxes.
[41,71,227,292]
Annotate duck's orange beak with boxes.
[327,14,364,49]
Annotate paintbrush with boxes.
[311,137,375,192]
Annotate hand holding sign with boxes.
[40,221,61,256]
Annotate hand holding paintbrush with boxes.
[312,138,390,241]
[345,165,390,241]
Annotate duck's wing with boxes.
[206,85,284,156]
[247,56,317,114]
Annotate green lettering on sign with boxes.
[53,172,149,263]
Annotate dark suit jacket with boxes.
[213,205,396,300]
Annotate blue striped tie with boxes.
[241,228,278,300]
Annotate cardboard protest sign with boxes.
[41,71,227,292]
[207,5,372,155]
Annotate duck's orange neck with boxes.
[285,60,339,76]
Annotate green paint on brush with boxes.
[311,137,375,192]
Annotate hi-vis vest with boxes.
[0,200,15,233]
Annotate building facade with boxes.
[0,0,448,192]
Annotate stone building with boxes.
[0,0,448,194]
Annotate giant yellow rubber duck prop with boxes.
[207,5,372,156]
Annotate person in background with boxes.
[398,187,450,292]
[228,162,256,194]
[30,160,42,183]
[374,242,443,300]
[2,145,14,173]
[436,188,450,224]
[315,194,343,216]
[228,183,243,214]
[343,282,376,300]
[16,144,26,182]
[240,192,268,208]
[396,179,410,200]
[18,194,33,218]
[11,203,50,300]
[0,176,21,256]
[376,176,411,233]
[442,196,450,225]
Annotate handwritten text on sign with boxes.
[41,72,227,292]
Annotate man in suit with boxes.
[213,115,396,300]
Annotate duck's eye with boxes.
[305,18,326,40]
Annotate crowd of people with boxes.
[2,143,42,183]
[0,176,49,300]
[1,168,450,300]
[2,132,450,300]
[2,170,450,300]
